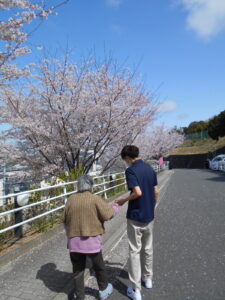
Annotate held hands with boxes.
[115,198,127,206]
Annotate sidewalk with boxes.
[0,170,172,300]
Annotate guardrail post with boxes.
[103,176,107,200]
[63,185,67,204]
[14,186,23,239]
[109,174,115,194]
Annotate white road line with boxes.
[156,170,174,209]
[104,230,127,261]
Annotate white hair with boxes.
[77,175,94,192]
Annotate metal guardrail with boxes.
[0,165,164,236]
[0,172,126,235]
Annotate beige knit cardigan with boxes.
[63,191,114,238]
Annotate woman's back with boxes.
[63,191,114,238]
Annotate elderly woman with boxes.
[63,175,119,300]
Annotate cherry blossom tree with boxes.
[100,124,184,171]
[0,0,69,84]
[0,54,158,179]
[137,124,184,160]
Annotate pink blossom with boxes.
[0,55,158,179]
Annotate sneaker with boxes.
[127,286,142,300]
[142,278,153,289]
[99,283,113,300]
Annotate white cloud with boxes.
[179,0,225,40]
[158,101,178,113]
[106,0,124,7]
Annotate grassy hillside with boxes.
[171,136,225,155]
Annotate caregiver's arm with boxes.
[154,185,159,207]
[115,186,142,206]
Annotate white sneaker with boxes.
[99,283,113,300]
[142,278,153,289]
[127,286,142,300]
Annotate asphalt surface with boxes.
[99,169,225,300]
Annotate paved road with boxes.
[99,169,225,300]
[0,170,170,300]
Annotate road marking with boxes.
[104,230,127,260]
[156,170,174,209]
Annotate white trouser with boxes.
[127,219,154,291]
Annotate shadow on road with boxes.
[36,263,73,294]
[36,261,129,299]
[205,173,225,182]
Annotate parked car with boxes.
[209,155,225,171]
[221,160,225,172]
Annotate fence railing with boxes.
[0,164,164,237]
[185,131,209,140]
[0,172,126,235]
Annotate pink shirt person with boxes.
[158,157,164,167]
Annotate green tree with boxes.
[186,121,208,134]
[218,111,225,138]
[208,115,222,140]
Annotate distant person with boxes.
[158,156,164,168]
[116,145,159,300]
[63,175,119,300]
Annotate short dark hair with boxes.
[121,145,139,159]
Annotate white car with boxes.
[221,160,225,172]
[209,155,225,171]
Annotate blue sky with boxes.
[19,0,225,128]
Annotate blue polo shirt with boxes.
[126,159,158,223]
